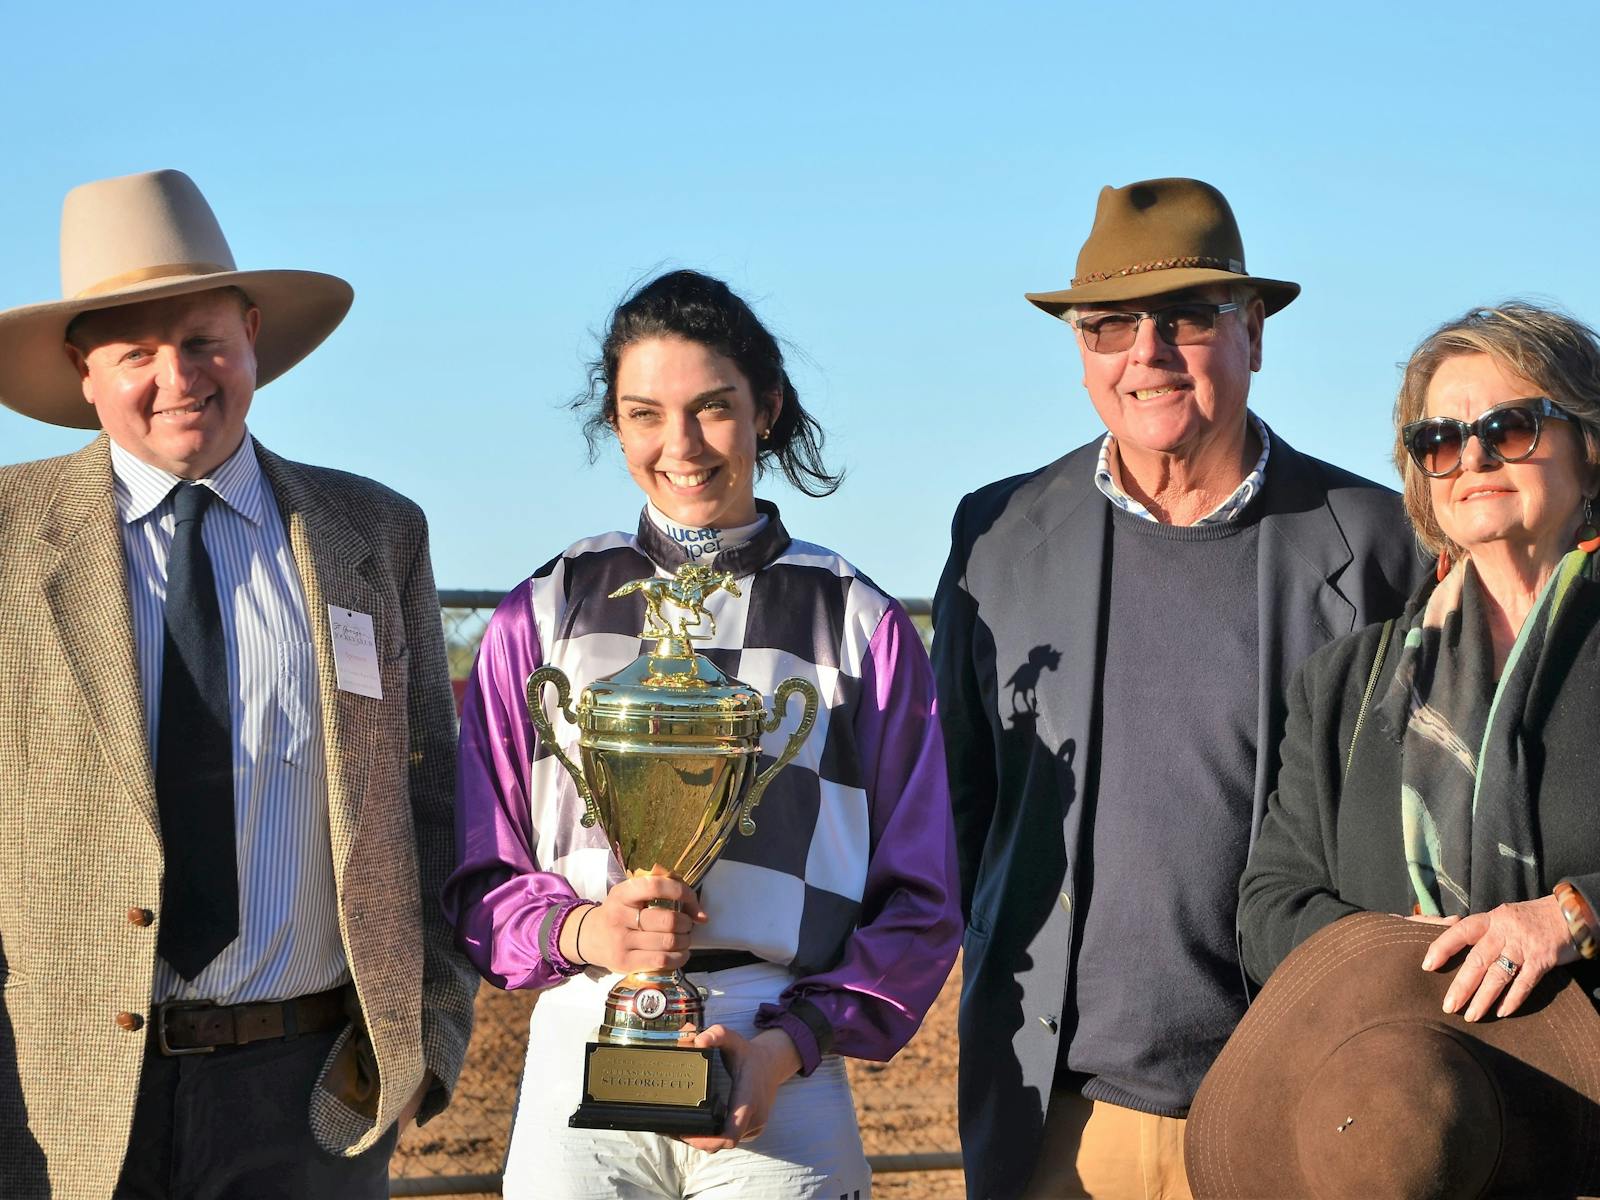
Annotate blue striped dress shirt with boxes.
[110,434,349,1005]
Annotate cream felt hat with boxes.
[0,169,353,429]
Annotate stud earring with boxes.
[1578,496,1600,553]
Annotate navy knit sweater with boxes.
[1063,502,1260,1116]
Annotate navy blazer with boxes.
[932,429,1425,1200]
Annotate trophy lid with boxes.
[571,565,771,734]
[579,637,766,727]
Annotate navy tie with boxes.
[154,483,239,981]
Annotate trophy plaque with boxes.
[526,563,819,1135]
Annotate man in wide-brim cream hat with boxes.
[932,177,1426,1199]
[0,169,475,1199]
[0,170,351,430]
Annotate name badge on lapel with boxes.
[328,606,384,699]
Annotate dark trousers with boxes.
[114,1026,397,1200]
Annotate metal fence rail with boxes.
[394,594,959,1197]
[389,1153,966,1197]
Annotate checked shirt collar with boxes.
[1094,411,1271,526]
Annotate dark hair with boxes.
[576,269,843,497]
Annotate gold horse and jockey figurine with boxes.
[610,564,741,641]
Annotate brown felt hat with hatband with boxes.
[1186,912,1600,1199]
[0,168,353,430]
[1026,177,1300,318]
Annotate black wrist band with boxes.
[572,902,598,967]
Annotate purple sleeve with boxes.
[441,578,585,991]
[754,602,963,1071]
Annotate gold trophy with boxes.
[526,563,820,1135]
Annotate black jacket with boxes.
[933,429,1424,1200]
[1239,576,1600,1001]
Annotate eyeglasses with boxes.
[1402,397,1573,478]
[1069,302,1240,354]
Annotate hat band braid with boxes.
[1072,255,1245,287]
[73,261,232,300]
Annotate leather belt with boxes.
[153,985,350,1056]
[684,950,763,974]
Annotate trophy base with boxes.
[569,1041,732,1135]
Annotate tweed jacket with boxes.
[932,429,1426,1200]
[0,435,477,1200]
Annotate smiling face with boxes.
[67,288,260,479]
[1424,352,1592,562]
[1075,284,1264,460]
[612,335,777,528]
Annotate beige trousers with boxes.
[1020,1089,1193,1200]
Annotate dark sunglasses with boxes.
[1068,302,1239,354]
[1402,397,1573,478]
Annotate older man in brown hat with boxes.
[932,177,1426,1199]
[0,169,475,1199]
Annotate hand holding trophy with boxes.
[526,563,819,1135]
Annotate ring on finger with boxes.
[1494,954,1520,977]
[634,907,643,931]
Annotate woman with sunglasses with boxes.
[1238,301,1600,1019]
[443,270,961,1199]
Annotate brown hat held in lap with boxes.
[1186,912,1600,1199]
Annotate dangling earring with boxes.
[1578,496,1600,553]
[1436,548,1452,582]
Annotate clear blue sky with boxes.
[4,3,1598,598]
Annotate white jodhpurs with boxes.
[501,962,871,1200]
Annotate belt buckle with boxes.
[156,998,218,1056]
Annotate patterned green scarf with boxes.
[1378,549,1593,917]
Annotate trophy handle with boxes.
[526,666,602,828]
[739,677,820,835]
